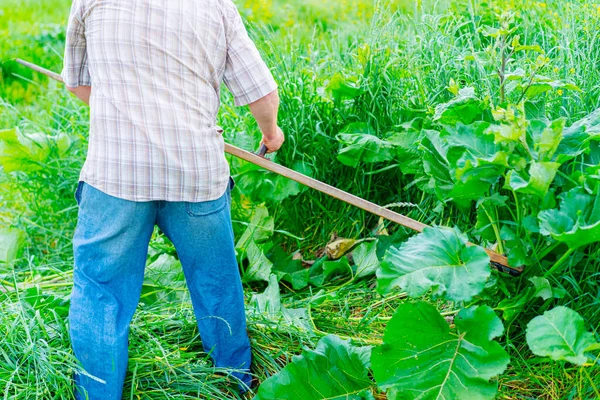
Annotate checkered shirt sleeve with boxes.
[222,0,277,106]
[61,0,91,87]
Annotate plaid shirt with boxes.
[62,0,277,201]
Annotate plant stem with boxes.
[543,247,576,278]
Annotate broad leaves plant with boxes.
[538,188,600,249]
[249,274,313,333]
[377,226,491,302]
[526,306,599,365]
[0,228,26,266]
[433,87,485,125]
[336,123,395,168]
[253,335,373,400]
[371,301,510,400]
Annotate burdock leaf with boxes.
[0,228,26,265]
[526,306,598,365]
[433,87,484,125]
[249,274,313,333]
[243,240,273,283]
[253,334,373,400]
[353,241,380,278]
[336,123,395,168]
[444,123,507,203]
[506,161,560,198]
[538,188,600,248]
[235,205,274,252]
[377,226,490,302]
[371,301,509,400]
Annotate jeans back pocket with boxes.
[186,191,228,217]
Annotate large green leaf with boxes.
[235,204,274,252]
[371,301,509,400]
[0,128,39,173]
[269,247,309,290]
[0,228,26,265]
[506,161,560,198]
[386,119,425,175]
[377,226,490,302]
[528,119,564,162]
[309,256,352,287]
[0,128,73,173]
[326,73,364,101]
[249,274,313,333]
[538,188,600,248]
[433,87,485,125]
[419,131,454,199]
[144,254,184,287]
[235,160,313,203]
[556,107,600,163]
[444,123,507,203]
[253,334,373,400]
[352,241,380,279]
[526,306,598,365]
[336,123,395,168]
[242,240,273,283]
[141,254,186,305]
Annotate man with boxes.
[62,0,284,398]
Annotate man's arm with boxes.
[248,89,284,153]
[67,85,91,105]
[62,1,91,103]
[222,0,283,153]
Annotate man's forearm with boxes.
[248,89,279,139]
[67,85,92,105]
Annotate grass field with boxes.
[1,0,599,399]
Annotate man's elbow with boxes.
[251,89,279,109]
[66,86,77,93]
[265,89,279,108]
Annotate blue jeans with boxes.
[69,179,251,399]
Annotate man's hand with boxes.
[262,126,284,153]
[249,90,284,153]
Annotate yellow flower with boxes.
[570,67,576,74]
[557,89,564,96]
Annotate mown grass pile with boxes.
[1,0,599,399]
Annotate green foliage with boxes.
[249,274,313,333]
[538,188,600,249]
[336,123,395,168]
[433,87,485,125]
[352,241,380,279]
[497,277,566,322]
[141,254,186,305]
[0,227,26,265]
[0,128,73,173]
[254,335,372,400]
[526,306,599,365]
[371,301,510,400]
[326,73,364,101]
[377,226,490,302]
[505,161,559,198]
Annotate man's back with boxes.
[63,0,277,201]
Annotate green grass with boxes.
[1,0,600,398]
